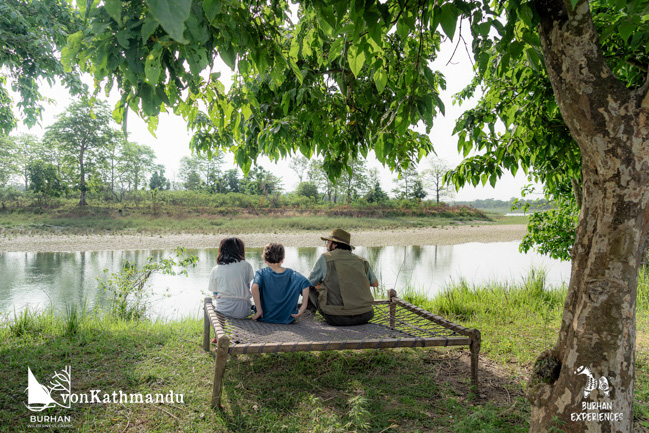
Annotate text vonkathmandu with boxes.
[61,390,184,404]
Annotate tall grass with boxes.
[400,268,566,322]
[396,269,567,368]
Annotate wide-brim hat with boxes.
[321,228,355,249]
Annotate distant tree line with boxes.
[456,198,552,211]
[0,100,461,207]
[0,101,166,205]
[287,155,454,204]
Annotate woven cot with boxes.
[202,290,481,408]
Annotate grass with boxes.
[0,312,528,432]
[398,269,649,428]
[3,269,647,431]
[0,197,495,236]
[0,213,492,236]
[398,269,564,369]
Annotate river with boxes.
[0,241,571,319]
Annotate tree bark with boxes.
[528,0,649,431]
[78,146,87,206]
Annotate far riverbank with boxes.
[0,224,527,252]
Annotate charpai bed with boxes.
[202,290,481,408]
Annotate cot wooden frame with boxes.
[202,290,481,408]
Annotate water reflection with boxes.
[0,242,571,319]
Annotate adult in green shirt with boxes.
[307,229,379,326]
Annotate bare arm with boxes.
[370,279,379,288]
[251,283,263,320]
[291,286,310,319]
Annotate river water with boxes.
[0,242,571,319]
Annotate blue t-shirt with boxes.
[253,267,311,324]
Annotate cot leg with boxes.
[469,329,481,392]
[211,336,230,409]
[203,300,211,352]
[388,289,397,328]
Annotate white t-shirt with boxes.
[208,260,254,300]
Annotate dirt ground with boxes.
[0,224,527,252]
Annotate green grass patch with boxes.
[0,213,485,236]
[0,311,528,432]
[399,269,564,369]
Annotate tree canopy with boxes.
[63,0,446,177]
[0,0,85,133]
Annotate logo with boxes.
[575,366,610,398]
[570,365,623,422]
[25,365,184,410]
[25,366,71,412]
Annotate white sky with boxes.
[12,21,539,202]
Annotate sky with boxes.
[12,22,539,202]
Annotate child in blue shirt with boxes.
[251,243,311,324]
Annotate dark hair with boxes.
[262,243,285,264]
[217,237,246,265]
[331,241,352,251]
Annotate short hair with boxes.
[263,243,285,264]
[217,237,246,265]
[332,241,352,251]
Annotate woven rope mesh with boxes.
[215,303,462,347]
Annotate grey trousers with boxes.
[308,287,374,326]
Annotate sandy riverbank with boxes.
[0,224,527,252]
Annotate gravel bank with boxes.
[0,225,527,252]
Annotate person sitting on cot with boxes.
[307,228,379,326]
[251,243,311,324]
[208,237,254,325]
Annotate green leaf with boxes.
[519,4,534,27]
[375,134,385,161]
[241,104,252,119]
[104,0,122,26]
[373,68,388,94]
[140,85,161,116]
[147,0,191,43]
[347,45,366,78]
[618,21,635,43]
[238,58,250,75]
[145,51,162,84]
[328,39,344,62]
[440,4,460,41]
[525,48,541,71]
[203,0,222,22]
[570,0,580,10]
[317,6,336,35]
[116,30,130,49]
[141,17,159,42]
[396,20,409,40]
[289,58,303,84]
[220,44,236,70]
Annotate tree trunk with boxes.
[78,147,87,206]
[528,1,649,431]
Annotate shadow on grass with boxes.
[216,349,530,432]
